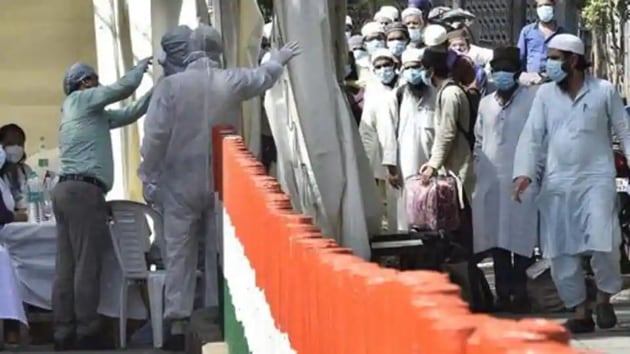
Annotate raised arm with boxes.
[107,88,154,129]
[228,41,301,102]
[82,58,151,109]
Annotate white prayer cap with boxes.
[371,48,395,64]
[402,7,423,20]
[548,34,585,55]
[346,15,353,27]
[379,5,400,21]
[263,22,273,39]
[361,21,385,37]
[401,48,425,65]
[374,10,395,22]
[423,24,448,46]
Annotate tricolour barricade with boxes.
[212,126,587,354]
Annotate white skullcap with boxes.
[548,34,585,55]
[346,15,353,26]
[379,5,400,20]
[374,10,395,22]
[263,22,273,39]
[402,7,423,19]
[371,48,395,64]
[423,24,448,46]
[401,48,425,64]
[361,21,385,37]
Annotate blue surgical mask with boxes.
[491,71,517,91]
[353,49,368,62]
[365,39,386,54]
[375,66,396,84]
[408,28,422,43]
[404,68,423,85]
[537,5,554,23]
[420,69,433,87]
[545,59,567,83]
[388,40,407,57]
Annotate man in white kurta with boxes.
[358,49,400,231]
[513,34,630,333]
[380,48,436,231]
[473,47,538,312]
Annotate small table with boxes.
[0,222,147,320]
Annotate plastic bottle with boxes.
[42,171,54,221]
[26,171,43,223]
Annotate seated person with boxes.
[0,124,33,211]
[0,145,27,344]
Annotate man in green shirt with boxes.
[51,57,152,350]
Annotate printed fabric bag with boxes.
[405,173,463,231]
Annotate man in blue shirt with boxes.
[517,0,565,84]
[51,58,152,350]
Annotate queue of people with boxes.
[349,0,629,335]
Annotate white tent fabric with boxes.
[264,0,382,259]
[211,0,263,158]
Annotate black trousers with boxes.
[492,248,535,300]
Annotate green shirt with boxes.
[59,65,153,191]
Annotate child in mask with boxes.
[0,124,33,211]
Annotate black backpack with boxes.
[396,83,480,149]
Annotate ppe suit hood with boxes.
[184,24,223,65]
[63,62,97,95]
[159,25,193,76]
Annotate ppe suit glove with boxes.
[271,41,301,66]
[137,56,153,73]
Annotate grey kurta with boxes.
[472,86,539,256]
[426,79,474,202]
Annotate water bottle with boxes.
[26,171,43,223]
[42,171,54,221]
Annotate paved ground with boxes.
[483,262,630,354]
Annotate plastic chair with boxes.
[107,200,166,349]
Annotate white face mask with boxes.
[4,145,24,163]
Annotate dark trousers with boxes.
[492,248,535,300]
[51,180,109,339]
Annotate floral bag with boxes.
[404,173,463,231]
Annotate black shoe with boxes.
[563,317,596,334]
[54,335,76,351]
[595,303,618,329]
[162,334,186,351]
[75,333,115,350]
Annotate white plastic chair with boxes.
[107,200,166,349]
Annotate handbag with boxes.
[404,172,463,231]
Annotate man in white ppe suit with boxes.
[473,47,538,313]
[380,48,437,231]
[358,48,400,230]
[139,24,301,349]
[513,34,630,333]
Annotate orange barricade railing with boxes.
[216,129,588,354]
